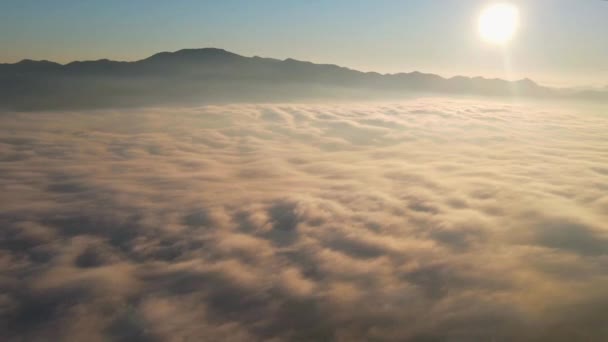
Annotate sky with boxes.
[1,0,607,87]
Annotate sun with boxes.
[478,3,519,45]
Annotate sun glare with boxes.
[478,3,519,45]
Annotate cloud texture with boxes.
[1,99,608,341]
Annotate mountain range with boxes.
[0,48,605,110]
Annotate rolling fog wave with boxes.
[1,99,608,341]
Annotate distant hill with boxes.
[0,48,605,110]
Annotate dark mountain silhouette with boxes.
[0,48,605,110]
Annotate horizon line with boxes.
[2,47,606,91]
[0,47,555,88]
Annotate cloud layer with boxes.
[1,99,607,341]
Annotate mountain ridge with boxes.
[0,48,605,110]
[1,48,540,86]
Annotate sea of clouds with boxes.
[1,99,607,341]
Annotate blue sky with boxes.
[1,0,607,86]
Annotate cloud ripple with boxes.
[1,99,607,341]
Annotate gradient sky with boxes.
[1,0,606,87]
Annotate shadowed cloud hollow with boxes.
[1,99,608,341]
